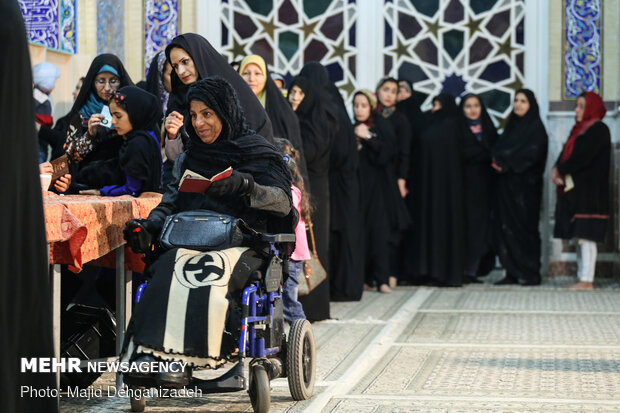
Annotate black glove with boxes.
[208,171,255,197]
[123,219,160,253]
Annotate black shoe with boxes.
[154,362,192,388]
[519,279,541,286]
[129,355,157,379]
[123,354,157,386]
[494,275,518,285]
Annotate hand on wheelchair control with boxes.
[208,171,255,197]
[123,218,160,253]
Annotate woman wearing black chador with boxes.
[288,76,333,321]
[491,89,548,286]
[409,93,464,287]
[459,93,498,282]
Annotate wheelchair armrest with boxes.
[261,233,296,243]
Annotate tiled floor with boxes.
[60,275,620,412]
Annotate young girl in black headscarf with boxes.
[353,90,408,294]
[288,76,332,320]
[491,89,548,286]
[299,62,363,302]
[79,86,163,196]
[63,54,134,190]
[459,93,498,282]
[163,33,274,161]
[121,77,293,383]
[375,77,412,286]
[409,93,465,287]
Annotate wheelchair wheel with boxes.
[249,364,270,413]
[129,386,146,412]
[286,319,316,400]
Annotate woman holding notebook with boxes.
[120,77,295,386]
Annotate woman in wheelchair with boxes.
[121,76,296,388]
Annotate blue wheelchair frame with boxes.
[127,233,315,413]
[132,235,292,392]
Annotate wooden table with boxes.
[43,192,161,386]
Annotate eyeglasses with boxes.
[95,78,120,87]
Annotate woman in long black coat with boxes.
[491,89,548,285]
[353,90,407,293]
[552,91,610,290]
[288,76,333,320]
[409,93,464,286]
[459,93,498,282]
[299,62,363,302]
[1,2,58,411]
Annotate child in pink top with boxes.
[276,139,310,323]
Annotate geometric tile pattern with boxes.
[563,0,601,98]
[324,399,620,412]
[384,0,525,126]
[400,313,620,345]
[60,286,620,413]
[97,0,124,60]
[353,346,620,399]
[220,0,359,98]
[312,323,383,381]
[419,289,620,312]
[144,0,178,77]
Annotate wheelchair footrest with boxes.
[192,361,246,393]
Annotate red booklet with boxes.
[178,167,233,194]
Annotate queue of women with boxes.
[39,32,612,329]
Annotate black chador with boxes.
[458,94,498,279]
[1,2,58,411]
[300,62,363,302]
[491,89,548,285]
[165,33,274,143]
[409,94,465,286]
[354,92,408,291]
[288,75,333,321]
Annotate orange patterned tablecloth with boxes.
[43,192,162,272]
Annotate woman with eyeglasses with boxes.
[62,54,134,191]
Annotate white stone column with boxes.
[355,1,383,90]
[524,0,549,123]
[525,0,551,276]
[196,1,222,48]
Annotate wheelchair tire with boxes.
[129,386,146,412]
[249,364,270,413]
[286,319,316,400]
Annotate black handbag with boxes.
[159,210,245,251]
